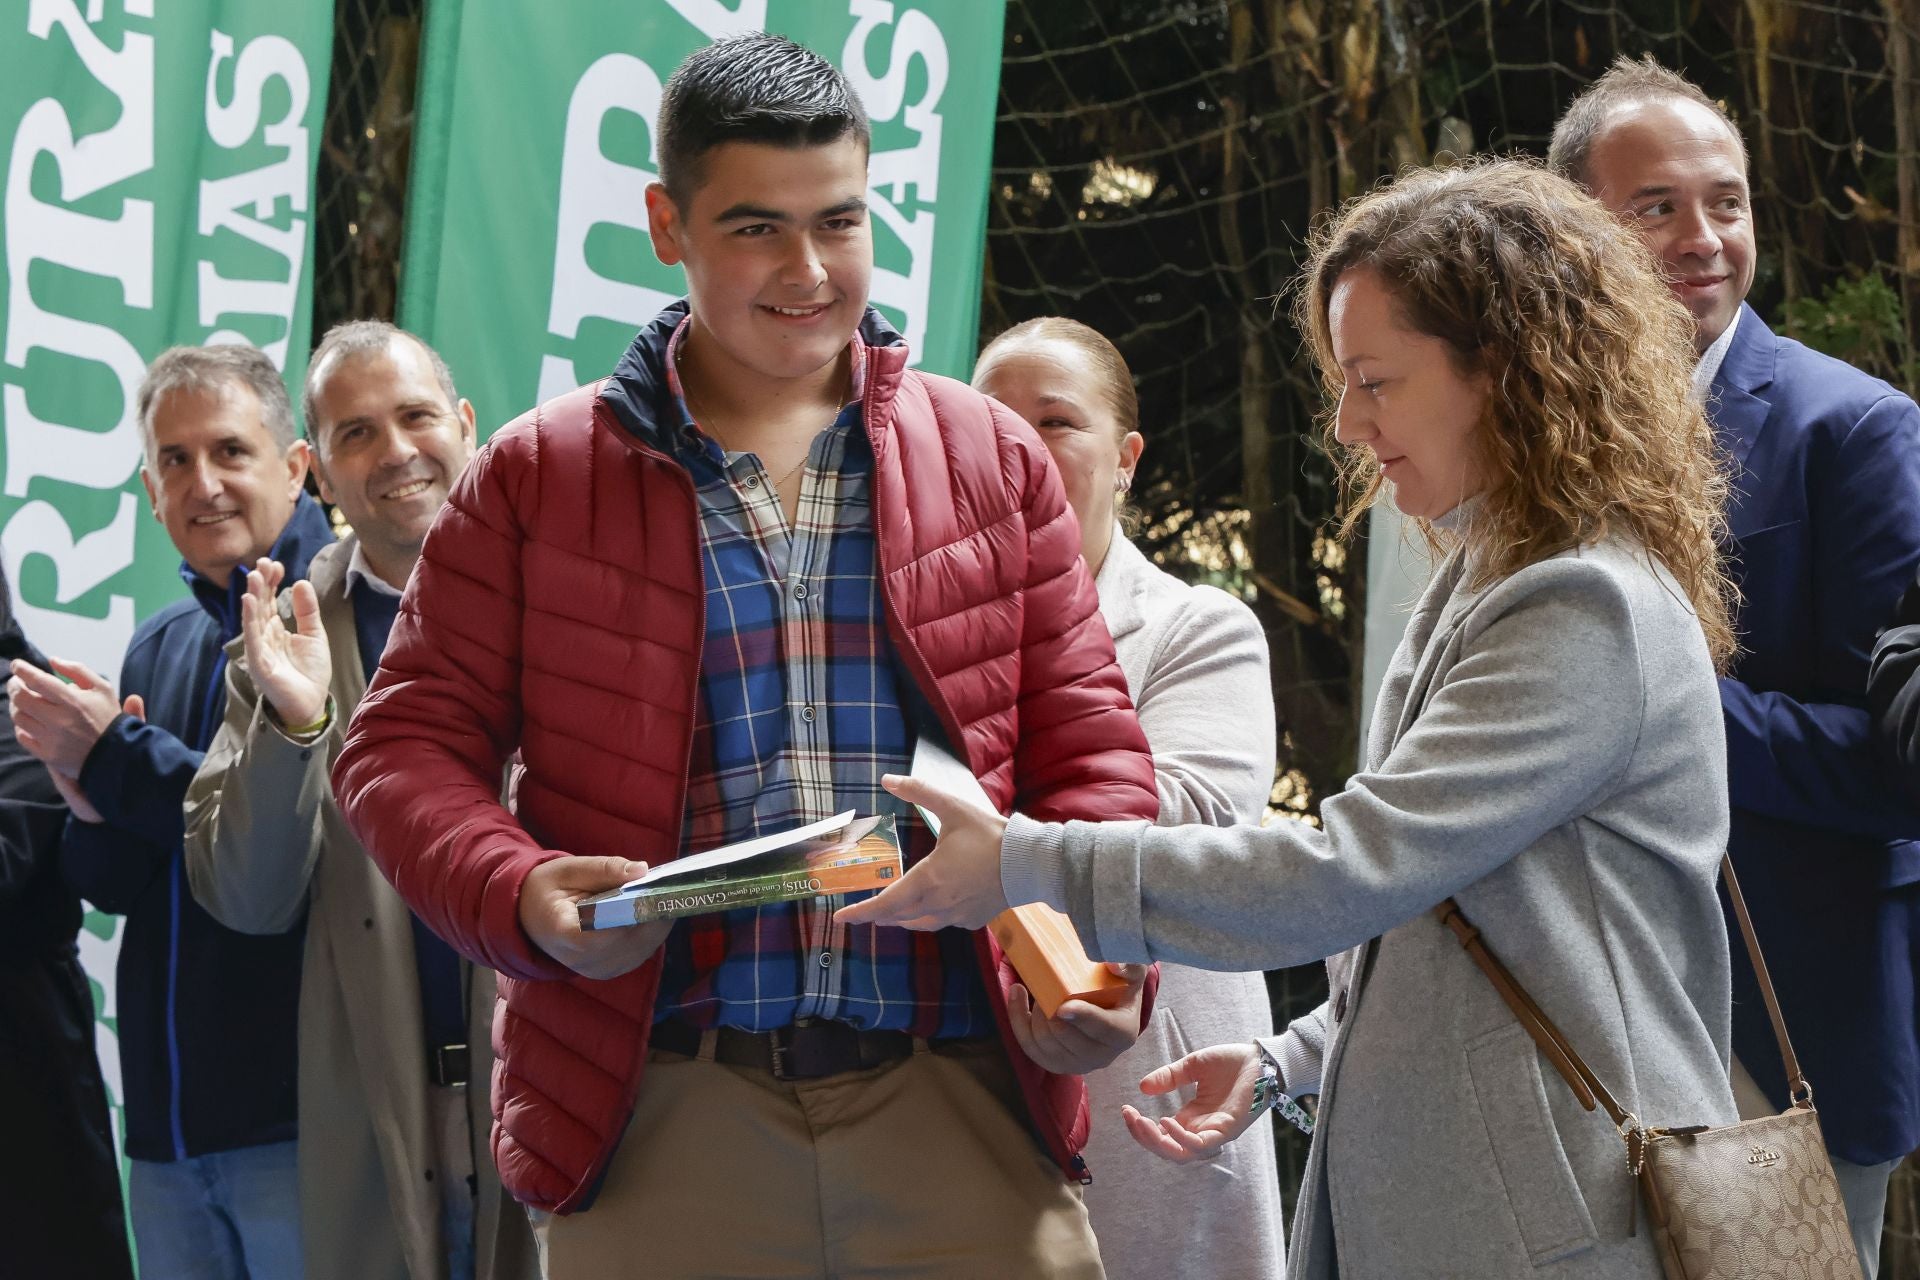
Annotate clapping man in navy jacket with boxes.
[1553,58,1920,1275]
[9,344,332,1279]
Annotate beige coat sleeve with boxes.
[183,630,336,935]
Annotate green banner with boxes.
[400,0,1007,436]
[2,0,332,679]
[0,0,332,1210]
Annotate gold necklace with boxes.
[677,350,848,495]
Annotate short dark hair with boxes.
[1548,55,1747,186]
[138,344,297,456]
[302,320,459,451]
[657,33,869,203]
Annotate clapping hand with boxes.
[1123,1041,1267,1164]
[240,557,331,731]
[9,656,145,824]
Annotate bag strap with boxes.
[1433,855,1811,1123]
[1717,854,1811,1104]
[1432,898,1631,1124]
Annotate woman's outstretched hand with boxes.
[1123,1041,1267,1163]
[833,773,1011,931]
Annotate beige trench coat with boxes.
[184,536,536,1280]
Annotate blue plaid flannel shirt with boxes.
[651,320,991,1037]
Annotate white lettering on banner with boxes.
[662,0,766,39]
[25,0,153,193]
[0,498,138,676]
[76,917,124,1109]
[844,1,947,358]
[3,108,154,498]
[198,30,311,369]
[0,1,156,680]
[539,53,676,403]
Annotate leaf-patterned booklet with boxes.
[576,811,901,930]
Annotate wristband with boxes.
[1251,1043,1314,1136]
[278,704,331,739]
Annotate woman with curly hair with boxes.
[840,158,1741,1278]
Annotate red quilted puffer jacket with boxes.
[333,307,1159,1213]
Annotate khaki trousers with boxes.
[531,1035,1105,1279]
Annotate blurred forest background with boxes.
[312,0,1920,1267]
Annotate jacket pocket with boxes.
[1464,1022,1599,1267]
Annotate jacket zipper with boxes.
[856,366,1087,1183]
[671,460,705,878]
[168,645,229,1160]
[165,862,186,1160]
[567,396,705,1215]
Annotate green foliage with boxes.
[1780,273,1914,385]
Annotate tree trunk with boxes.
[1887,0,1920,372]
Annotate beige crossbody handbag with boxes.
[1434,856,1864,1280]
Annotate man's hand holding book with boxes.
[520,855,674,980]
[1002,964,1149,1075]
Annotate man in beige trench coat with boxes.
[184,320,537,1280]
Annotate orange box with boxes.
[990,903,1131,1018]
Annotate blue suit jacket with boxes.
[1712,303,1920,1164]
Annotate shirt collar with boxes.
[1692,307,1741,401]
[345,538,405,599]
[1428,491,1483,532]
[664,314,867,456]
[1091,525,1150,641]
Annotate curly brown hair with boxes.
[1295,156,1737,667]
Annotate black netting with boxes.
[984,0,1920,1243]
[310,0,422,340]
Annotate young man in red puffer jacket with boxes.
[334,33,1159,1280]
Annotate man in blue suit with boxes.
[1552,58,1920,1275]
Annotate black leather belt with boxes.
[652,1017,957,1081]
[430,1043,471,1088]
